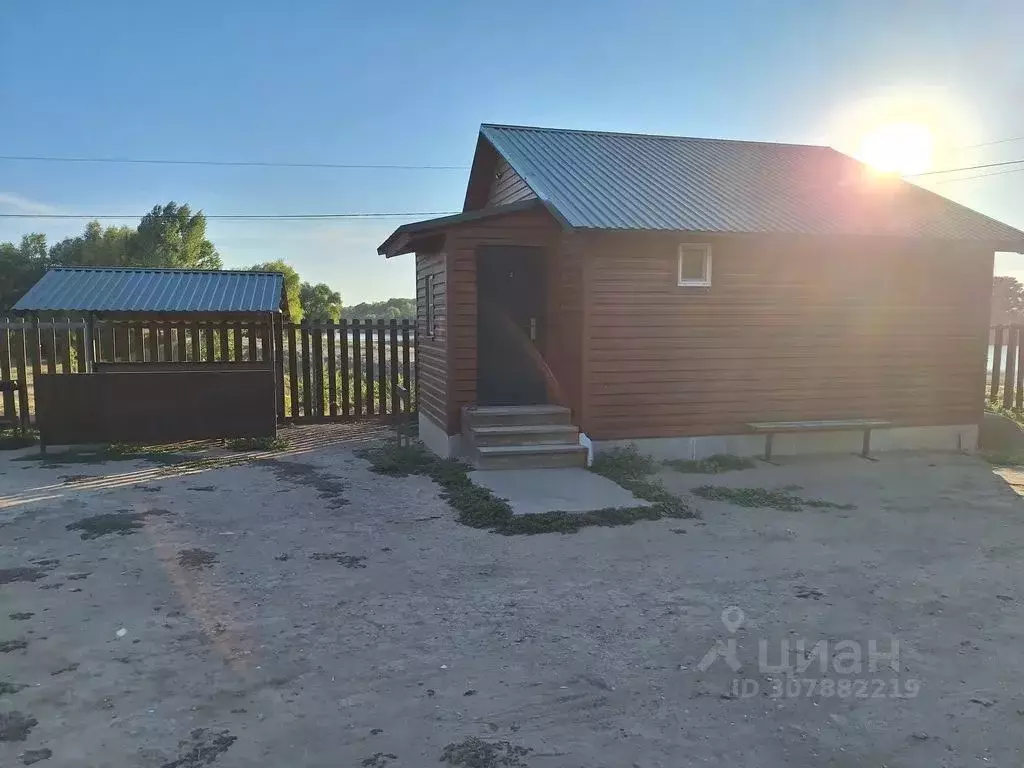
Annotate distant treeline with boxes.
[340,298,414,321]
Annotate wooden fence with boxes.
[988,325,1024,409]
[0,317,416,425]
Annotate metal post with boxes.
[269,312,279,437]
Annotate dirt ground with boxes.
[2,425,1023,767]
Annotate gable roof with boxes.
[474,123,1024,248]
[13,267,286,314]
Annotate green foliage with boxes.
[664,453,757,474]
[0,235,49,310]
[0,426,36,450]
[588,444,699,518]
[300,282,342,323]
[993,276,1024,326]
[251,259,302,322]
[692,485,855,511]
[132,202,221,269]
[1,201,222,310]
[225,436,289,452]
[48,220,134,267]
[340,298,414,321]
[358,441,698,534]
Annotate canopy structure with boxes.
[13,267,287,317]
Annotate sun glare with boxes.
[856,122,934,175]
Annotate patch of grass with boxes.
[981,450,1024,466]
[8,613,33,621]
[225,436,289,452]
[311,552,366,569]
[159,728,237,768]
[0,427,36,451]
[589,444,699,519]
[358,441,698,535]
[664,453,756,474]
[0,567,48,585]
[66,509,171,539]
[0,639,28,653]
[439,737,531,767]
[0,710,37,741]
[177,549,218,569]
[15,444,201,468]
[0,680,27,695]
[692,485,855,511]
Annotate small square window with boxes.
[678,244,712,287]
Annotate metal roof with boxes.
[13,267,285,314]
[480,124,1024,246]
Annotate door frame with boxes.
[475,245,548,406]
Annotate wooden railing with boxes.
[0,317,416,425]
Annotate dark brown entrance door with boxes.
[476,246,547,406]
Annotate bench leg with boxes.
[861,429,872,458]
[764,433,774,462]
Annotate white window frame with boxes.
[677,243,712,287]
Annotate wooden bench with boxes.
[747,419,892,461]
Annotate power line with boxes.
[0,154,468,171]
[0,211,459,221]
[958,134,1024,150]
[930,166,1024,184]
[907,158,1024,177]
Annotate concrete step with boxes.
[467,405,572,428]
[470,423,579,447]
[475,444,588,470]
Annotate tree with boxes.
[0,234,49,309]
[299,282,342,323]
[131,202,221,269]
[251,259,302,322]
[49,221,134,267]
[340,298,415,321]
[992,276,1024,326]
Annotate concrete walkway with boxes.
[468,467,651,516]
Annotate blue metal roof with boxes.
[13,268,285,314]
[480,124,1024,246]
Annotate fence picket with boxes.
[287,322,299,419]
[991,326,1004,401]
[352,320,363,417]
[340,319,350,418]
[311,324,324,419]
[1005,326,1020,409]
[364,321,375,416]
[0,320,13,419]
[401,319,411,416]
[388,320,399,418]
[327,322,337,418]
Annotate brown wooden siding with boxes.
[415,250,447,429]
[486,157,537,207]
[580,232,992,440]
[445,208,560,432]
[545,233,584,419]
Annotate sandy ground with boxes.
[2,426,1024,767]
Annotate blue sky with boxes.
[2,0,1023,301]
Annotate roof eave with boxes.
[377,200,549,258]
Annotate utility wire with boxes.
[930,166,1024,184]
[0,211,459,220]
[0,154,467,170]
[957,134,1024,150]
[907,158,1024,177]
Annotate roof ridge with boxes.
[51,266,282,275]
[480,123,829,150]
